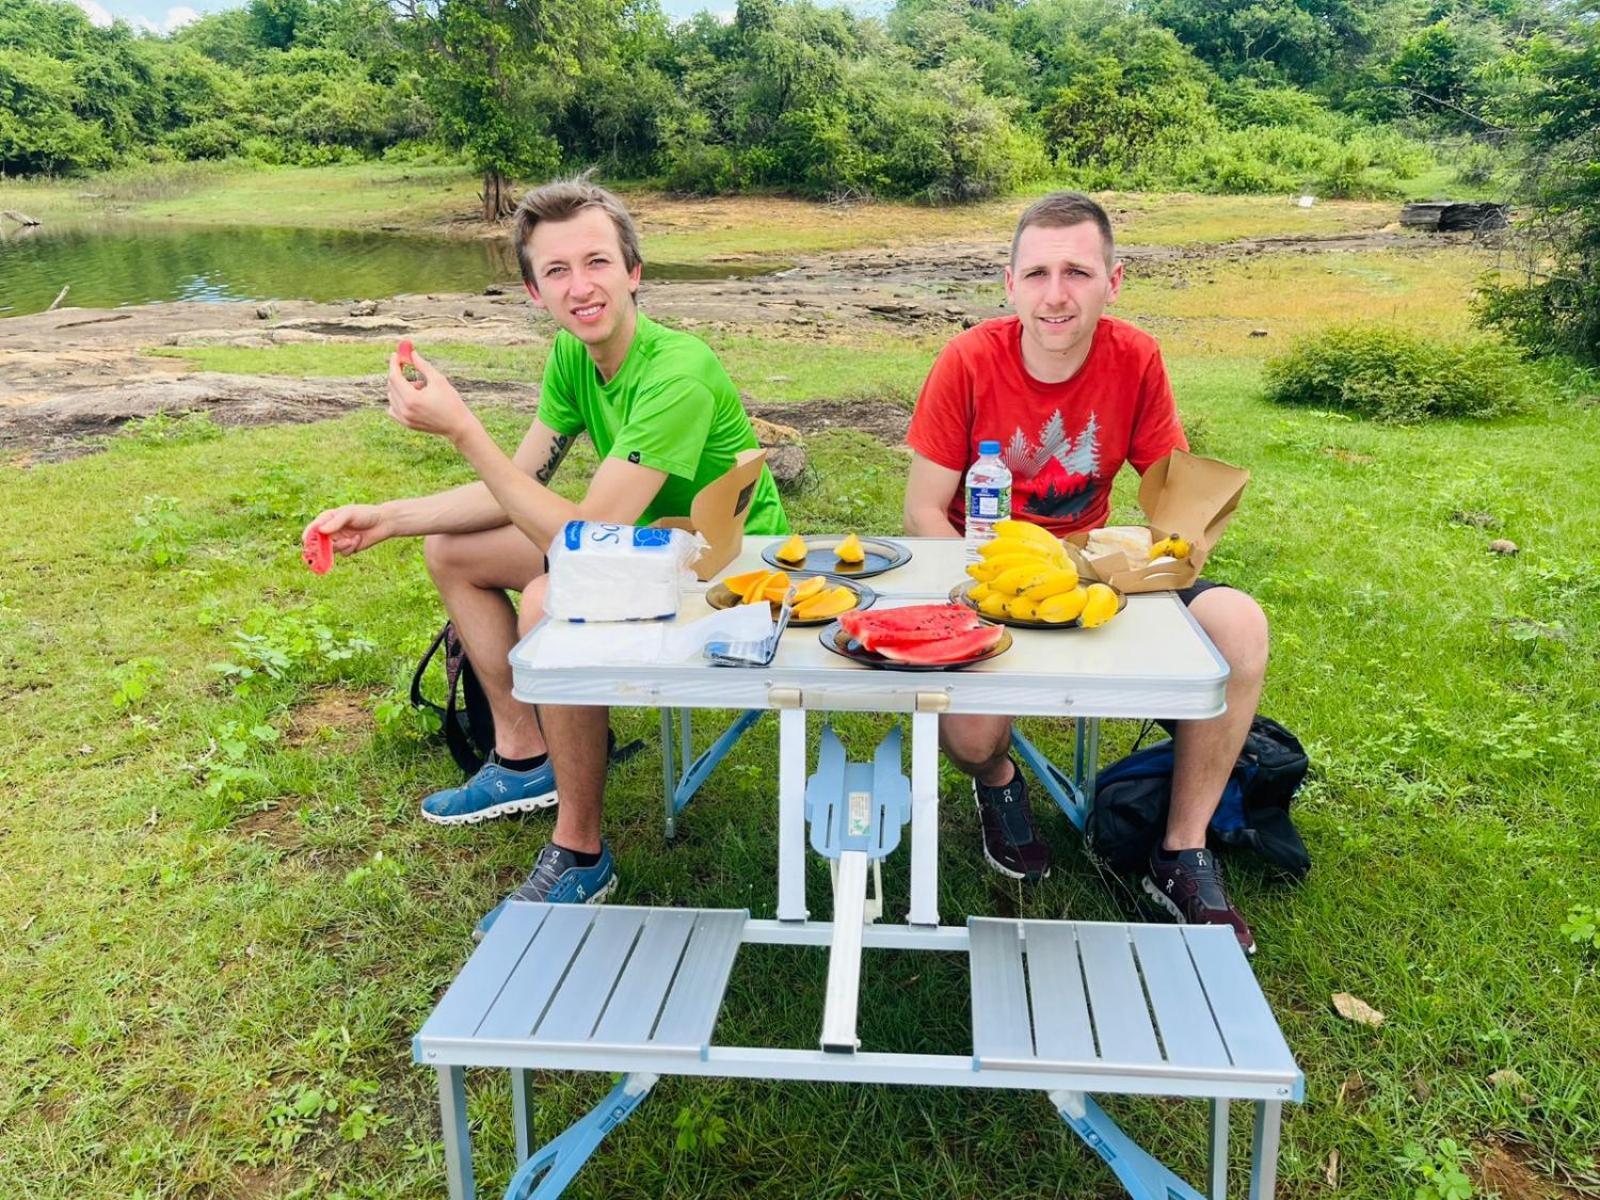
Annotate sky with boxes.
[73,0,878,36]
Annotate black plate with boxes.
[705,575,878,628]
[817,619,1012,671]
[761,535,911,579]
[948,579,1127,629]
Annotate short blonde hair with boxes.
[511,174,643,288]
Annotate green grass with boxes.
[5,219,1600,1198]
[150,330,942,406]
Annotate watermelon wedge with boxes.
[302,526,333,575]
[875,624,1003,665]
[839,603,981,652]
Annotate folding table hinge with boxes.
[769,686,804,709]
[915,691,951,714]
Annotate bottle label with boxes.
[968,484,1010,522]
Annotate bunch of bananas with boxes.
[964,520,1121,627]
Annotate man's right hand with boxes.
[305,505,392,557]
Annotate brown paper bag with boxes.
[652,447,769,581]
[1065,450,1249,592]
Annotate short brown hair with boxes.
[1010,191,1115,270]
[512,174,643,289]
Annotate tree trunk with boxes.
[481,169,516,222]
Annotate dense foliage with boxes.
[1475,13,1600,365]
[1262,325,1533,421]
[0,0,1581,205]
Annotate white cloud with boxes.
[69,0,116,26]
[123,4,200,33]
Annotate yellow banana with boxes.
[993,519,1060,551]
[1006,595,1041,621]
[978,591,1010,618]
[1037,587,1089,624]
[991,564,1053,596]
[1079,583,1120,628]
[1022,566,1081,601]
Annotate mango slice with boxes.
[834,532,865,564]
[793,585,856,620]
[724,569,767,595]
[792,575,828,602]
[776,533,809,565]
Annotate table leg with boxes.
[820,849,868,1052]
[777,707,808,921]
[1082,717,1102,798]
[511,1068,536,1166]
[908,709,939,927]
[660,708,677,840]
[438,1065,474,1200]
[1209,1098,1230,1199]
[1248,1101,1282,1200]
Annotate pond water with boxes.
[0,220,765,318]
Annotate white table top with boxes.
[510,537,1227,719]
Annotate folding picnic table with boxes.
[414,538,1303,1200]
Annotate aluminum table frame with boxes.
[416,537,1299,1199]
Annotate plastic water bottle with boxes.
[964,440,1012,564]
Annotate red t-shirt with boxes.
[907,315,1186,536]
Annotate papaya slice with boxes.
[791,575,827,602]
[741,571,780,605]
[794,586,856,621]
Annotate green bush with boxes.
[1262,326,1533,422]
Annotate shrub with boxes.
[1262,326,1533,422]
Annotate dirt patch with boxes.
[234,802,303,849]
[284,685,380,747]
[749,397,911,445]
[1475,1140,1598,1200]
[231,1164,299,1200]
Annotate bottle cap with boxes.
[978,440,1001,456]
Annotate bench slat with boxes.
[476,905,599,1040]
[1183,926,1298,1075]
[1076,924,1160,1064]
[969,919,1033,1064]
[1130,925,1231,1068]
[535,908,647,1043]
[419,903,550,1043]
[591,909,699,1045]
[651,910,746,1052]
[1021,922,1096,1064]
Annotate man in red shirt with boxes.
[903,192,1269,954]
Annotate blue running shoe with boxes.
[474,841,616,942]
[420,757,558,825]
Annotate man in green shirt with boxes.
[305,177,786,926]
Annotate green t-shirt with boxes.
[536,314,788,536]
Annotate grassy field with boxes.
[4,198,1598,1200]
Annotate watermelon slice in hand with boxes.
[397,338,420,382]
[302,526,334,575]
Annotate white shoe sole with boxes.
[973,784,1051,882]
[1140,874,1256,956]
[421,788,558,826]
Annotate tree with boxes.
[1477,15,1600,364]
[396,0,629,220]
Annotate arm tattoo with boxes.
[534,434,573,485]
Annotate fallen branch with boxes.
[47,284,70,311]
[2,209,41,226]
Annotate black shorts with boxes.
[1175,578,1223,607]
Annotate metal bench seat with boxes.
[968,918,1300,1097]
[417,903,747,1067]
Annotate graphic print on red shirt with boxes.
[906,316,1187,537]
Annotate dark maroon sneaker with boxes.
[1142,848,1257,955]
[973,763,1051,882]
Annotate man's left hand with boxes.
[386,348,476,443]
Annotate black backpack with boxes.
[410,622,647,778]
[1085,715,1311,880]
[410,623,496,776]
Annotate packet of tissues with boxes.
[544,521,706,622]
